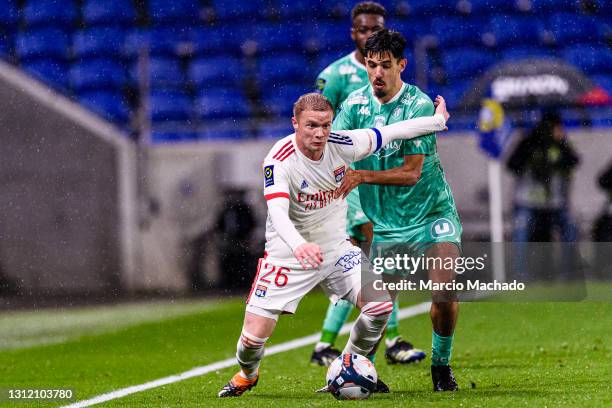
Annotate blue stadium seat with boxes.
[430,82,470,110]
[188,56,244,87]
[195,90,251,120]
[82,0,136,26]
[147,57,185,87]
[15,28,70,60]
[401,0,456,16]
[78,91,130,123]
[257,53,310,86]
[500,46,555,61]
[548,13,598,44]
[151,131,199,143]
[463,0,518,15]
[213,0,268,20]
[485,15,543,47]
[530,0,576,12]
[200,127,246,140]
[276,0,321,19]
[73,27,126,59]
[70,59,127,91]
[249,24,300,53]
[23,0,78,27]
[149,26,195,56]
[21,59,69,89]
[124,29,152,58]
[592,75,612,95]
[442,48,495,79]
[562,45,612,74]
[387,18,431,45]
[0,0,19,27]
[149,89,192,122]
[262,85,308,116]
[431,17,483,47]
[303,23,350,52]
[148,0,199,24]
[190,27,235,55]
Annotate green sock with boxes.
[431,330,454,366]
[319,300,353,344]
[385,299,400,340]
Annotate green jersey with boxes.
[316,52,369,114]
[333,82,460,240]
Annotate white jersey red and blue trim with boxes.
[262,131,377,262]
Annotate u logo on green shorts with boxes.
[431,218,456,239]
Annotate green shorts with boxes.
[370,213,463,276]
[346,188,370,242]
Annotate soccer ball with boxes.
[326,353,377,400]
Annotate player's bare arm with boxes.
[336,155,425,198]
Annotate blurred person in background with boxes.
[592,161,612,279]
[215,189,256,290]
[507,111,580,280]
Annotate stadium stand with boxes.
[1,0,610,141]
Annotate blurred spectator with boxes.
[215,189,256,290]
[592,162,612,279]
[507,111,580,243]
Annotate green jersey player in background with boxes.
[334,29,462,392]
[311,2,425,370]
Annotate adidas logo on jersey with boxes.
[300,180,309,189]
[358,106,370,115]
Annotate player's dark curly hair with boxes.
[351,1,386,21]
[364,29,406,61]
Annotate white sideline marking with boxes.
[61,302,431,408]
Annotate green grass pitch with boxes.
[0,288,610,407]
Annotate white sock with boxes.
[315,342,332,352]
[236,330,267,373]
[343,302,393,356]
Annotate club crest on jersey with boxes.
[392,107,402,118]
[255,284,267,298]
[300,179,309,189]
[264,165,274,187]
[333,165,346,182]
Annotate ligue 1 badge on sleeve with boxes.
[264,165,274,187]
[333,165,346,183]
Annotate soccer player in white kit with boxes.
[218,93,449,397]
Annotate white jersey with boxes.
[262,130,376,261]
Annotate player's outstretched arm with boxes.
[337,96,449,163]
[374,95,449,146]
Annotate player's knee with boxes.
[361,301,393,320]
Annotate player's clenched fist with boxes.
[294,243,323,269]
[434,95,449,127]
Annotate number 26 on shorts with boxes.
[258,260,289,287]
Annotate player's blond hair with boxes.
[293,93,333,118]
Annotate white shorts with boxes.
[246,240,365,316]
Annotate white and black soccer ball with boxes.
[326,353,377,400]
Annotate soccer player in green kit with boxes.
[310,2,426,369]
[333,29,461,391]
